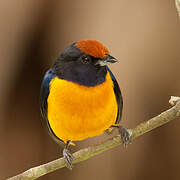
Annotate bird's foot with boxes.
[112,125,131,146]
[105,127,114,135]
[63,148,74,170]
[119,126,131,146]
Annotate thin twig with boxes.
[7,96,180,180]
[176,0,180,18]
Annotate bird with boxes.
[40,40,130,169]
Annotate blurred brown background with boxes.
[0,0,180,179]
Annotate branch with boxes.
[7,96,180,180]
[176,0,180,18]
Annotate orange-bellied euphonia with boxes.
[40,40,130,169]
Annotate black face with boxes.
[52,44,107,87]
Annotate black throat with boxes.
[52,62,107,87]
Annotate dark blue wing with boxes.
[40,69,64,144]
[40,69,55,120]
[107,67,123,124]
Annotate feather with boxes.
[107,67,123,124]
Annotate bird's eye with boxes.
[80,55,91,64]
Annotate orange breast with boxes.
[47,72,118,143]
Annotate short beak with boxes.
[105,55,118,63]
[96,54,118,66]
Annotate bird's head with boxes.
[52,40,118,86]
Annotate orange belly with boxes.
[47,72,118,143]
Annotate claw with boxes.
[119,126,131,147]
[111,124,131,146]
[105,127,114,135]
[63,148,74,170]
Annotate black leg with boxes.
[111,125,131,146]
[63,141,74,170]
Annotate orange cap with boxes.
[76,40,109,59]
